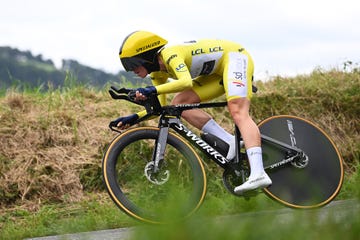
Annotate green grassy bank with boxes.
[0,67,359,239]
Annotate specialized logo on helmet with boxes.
[136,41,161,53]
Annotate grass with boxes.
[1,191,358,239]
[0,193,138,240]
[131,205,360,240]
[0,67,359,239]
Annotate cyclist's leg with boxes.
[171,88,211,129]
[171,75,235,158]
[222,51,271,194]
[171,74,224,129]
[193,75,236,157]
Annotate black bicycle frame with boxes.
[150,103,304,174]
[108,87,305,174]
[261,134,304,170]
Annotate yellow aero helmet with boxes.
[119,31,168,72]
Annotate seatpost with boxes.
[234,125,242,164]
[234,125,248,182]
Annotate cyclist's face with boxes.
[133,65,148,78]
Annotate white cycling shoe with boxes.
[234,172,272,195]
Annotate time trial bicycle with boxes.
[102,86,344,224]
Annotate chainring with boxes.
[222,169,245,194]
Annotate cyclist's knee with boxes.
[227,98,251,123]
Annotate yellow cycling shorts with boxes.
[191,51,254,102]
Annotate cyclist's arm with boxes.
[135,72,169,119]
[151,72,168,106]
[154,52,193,95]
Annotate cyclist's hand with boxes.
[135,86,157,101]
[109,114,139,130]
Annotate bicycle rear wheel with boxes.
[258,115,344,208]
[102,127,207,223]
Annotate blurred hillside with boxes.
[0,46,150,91]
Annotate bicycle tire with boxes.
[102,127,207,223]
[258,115,344,209]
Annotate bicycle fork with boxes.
[151,126,169,173]
[143,119,172,185]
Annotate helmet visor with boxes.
[121,57,151,71]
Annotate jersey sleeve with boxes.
[154,50,193,95]
[135,71,169,119]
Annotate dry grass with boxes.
[0,89,126,211]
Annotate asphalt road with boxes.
[25,199,359,240]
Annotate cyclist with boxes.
[112,30,272,194]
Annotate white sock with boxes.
[202,119,235,159]
[202,119,233,142]
[246,146,265,178]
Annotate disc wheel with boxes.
[259,115,344,208]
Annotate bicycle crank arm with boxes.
[265,154,299,170]
[264,151,309,170]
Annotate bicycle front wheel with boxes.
[102,127,207,224]
[259,115,344,209]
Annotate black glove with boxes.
[109,114,139,128]
[136,86,157,97]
